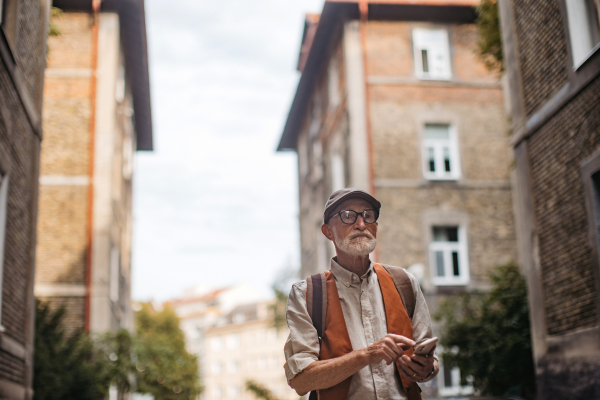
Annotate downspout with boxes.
[359,1,378,261]
[85,0,101,332]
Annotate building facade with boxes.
[168,283,264,398]
[498,0,600,398]
[34,0,152,334]
[278,1,517,397]
[203,301,296,400]
[0,0,51,397]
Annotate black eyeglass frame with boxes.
[327,209,379,225]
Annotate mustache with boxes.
[347,231,375,240]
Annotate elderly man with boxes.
[284,188,439,400]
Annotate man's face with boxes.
[323,198,378,257]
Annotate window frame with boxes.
[437,352,474,397]
[581,150,600,309]
[0,171,8,331]
[421,123,461,181]
[429,225,470,286]
[563,0,600,69]
[412,27,452,81]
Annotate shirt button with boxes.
[373,368,379,373]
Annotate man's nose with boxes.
[354,215,367,229]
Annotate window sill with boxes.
[573,42,600,72]
[415,75,452,82]
[423,176,460,182]
[432,279,469,287]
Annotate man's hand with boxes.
[397,345,436,382]
[362,334,415,365]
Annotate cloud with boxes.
[132,0,324,301]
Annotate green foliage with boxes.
[49,7,63,36]
[245,380,280,400]
[98,329,138,397]
[435,262,536,399]
[475,0,503,73]
[33,300,111,400]
[135,303,202,400]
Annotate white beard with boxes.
[333,230,377,257]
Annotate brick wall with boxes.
[512,0,569,116]
[527,75,600,335]
[0,0,46,390]
[36,12,93,330]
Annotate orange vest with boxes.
[316,263,422,400]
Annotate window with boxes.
[211,336,222,351]
[212,362,222,375]
[0,172,8,331]
[328,58,340,108]
[430,226,469,286]
[228,360,238,374]
[213,386,223,399]
[565,0,600,67]
[109,247,120,302]
[422,124,460,180]
[228,385,240,399]
[413,28,452,80]
[331,153,345,191]
[0,0,4,24]
[226,333,239,349]
[437,364,474,397]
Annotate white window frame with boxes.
[565,0,600,68]
[0,173,8,332]
[422,123,461,181]
[412,27,452,80]
[429,226,469,286]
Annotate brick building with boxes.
[0,0,50,398]
[34,0,152,334]
[278,0,517,396]
[498,0,600,398]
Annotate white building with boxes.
[203,301,297,400]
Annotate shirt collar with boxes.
[330,258,373,287]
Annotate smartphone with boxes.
[413,337,438,356]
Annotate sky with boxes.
[131,0,325,302]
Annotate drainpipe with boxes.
[85,0,101,332]
[359,1,378,261]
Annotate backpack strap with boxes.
[380,264,416,319]
[306,272,328,340]
[306,272,328,400]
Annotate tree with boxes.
[135,303,202,400]
[245,380,281,400]
[435,262,536,399]
[475,0,503,73]
[33,300,111,400]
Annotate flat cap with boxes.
[323,188,381,223]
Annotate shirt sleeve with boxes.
[407,270,440,381]
[283,281,320,382]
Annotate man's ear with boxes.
[321,224,334,241]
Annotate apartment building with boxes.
[0,0,50,397]
[499,0,600,398]
[203,302,296,400]
[278,1,516,397]
[34,0,152,334]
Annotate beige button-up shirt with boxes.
[284,259,437,400]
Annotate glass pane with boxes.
[428,147,435,172]
[433,227,447,241]
[435,251,445,277]
[447,227,458,242]
[424,124,450,140]
[452,251,460,276]
[444,366,453,388]
[421,49,429,73]
[444,147,451,172]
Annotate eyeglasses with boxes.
[328,209,379,225]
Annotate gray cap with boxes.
[323,188,381,223]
